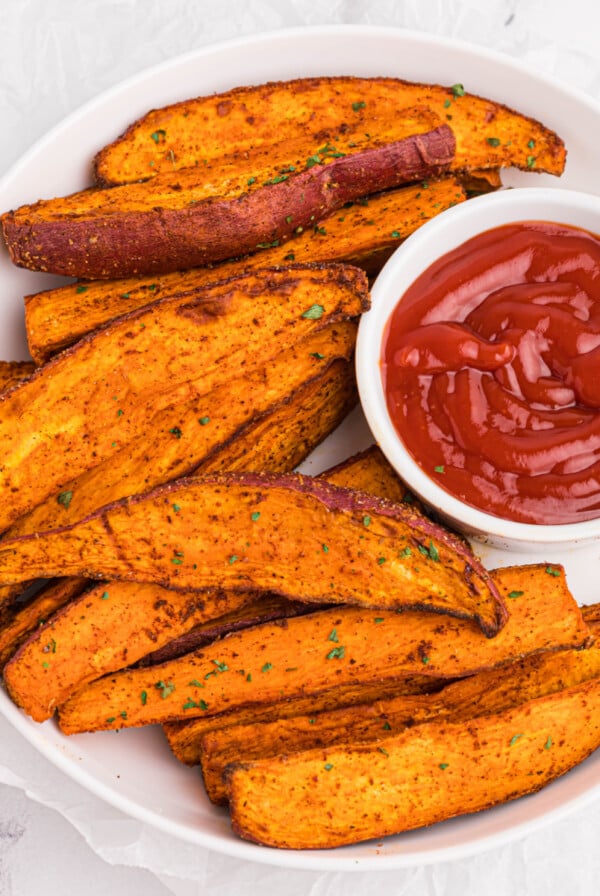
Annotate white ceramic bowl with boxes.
[356,187,600,552]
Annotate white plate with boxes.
[1,25,600,871]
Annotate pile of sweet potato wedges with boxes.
[1,74,597,852]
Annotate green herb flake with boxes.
[140,690,147,705]
[362,515,371,527]
[527,155,536,168]
[434,464,445,473]
[301,303,325,320]
[508,590,524,599]
[451,83,466,97]
[326,646,346,660]
[120,711,128,720]
[377,556,386,565]
[439,762,449,770]
[352,100,366,111]
[391,229,401,238]
[383,721,392,731]
[544,735,553,750]
[322,543,329,553]
[100,591,110,601]
[261,662,273,673]
[57,490,73,509]
[443,98,452,109]
[310,351,325,359]
[106,716,116,724]
[527,138,536,149]
[213,659,229,673]
[228,555,239,565]
[188,679,205,688]
[198,416,210,426]
[172,503,181,513]
[150,129,167,143]
[171,557,183,565]
[510,733,524,746]
[169,426,183,439]
[374,617,384,624]
[155,679,176,699]
[75,285,88,294]
[247,176,256,186]
[486,136,501,146]
[545,566,561,577]
[251,511,261,521]
[328,628,339,643]
[324,762,334,771]
[378,746,389,757]
[421,655,430,665]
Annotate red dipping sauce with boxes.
[382,220,600,525]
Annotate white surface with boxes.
[1,1,600,894]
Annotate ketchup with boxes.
[382,220,600,525]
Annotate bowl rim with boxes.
[356,186,600,545]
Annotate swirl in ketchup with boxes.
[382,220,600,525]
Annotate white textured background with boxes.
[1,1,600,894]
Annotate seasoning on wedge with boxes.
[0,263,368,534]
[2,110,454,279]
[55,564,589,735]
[23,178,466,364]
[201,609,600,804]
[226,677,600,849]
[93,75,565,185]
[0,471,505,635]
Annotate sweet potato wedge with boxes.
[0,471,505,635]
[0,577,88,669]
[4,323,357,544]
[23,178,466,364]
[2,582,257,722]
[0,361,35,393]
[93,76,565,185]
[0,263,368,534]
[4,440,391,722]
[56,564,588,735]
[164,676,443,767]
[202,611,600,803]
[226,676,600,849]
[2,111,454,279]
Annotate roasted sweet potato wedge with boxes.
[3,582,257,722]
[0,361,35,393]
[23,178,466,364]
[2,446,404,721]
[0,577,88,669]
[4,323,357,544]
[226,676,600,849]
[56,564,588,735]
[164,676,443,767]
[202,611,600,804]
[0,263,368,534]
[2,110,454,279]
[93,76,565,185]
[0,471,505,635]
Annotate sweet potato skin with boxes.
[0,263,367,534]
[2,122,454,279]
[24,178,466,364]
[226,678,600,849]
[93,76,565,185]
[0,471,505,635]
[56,564,588,735]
